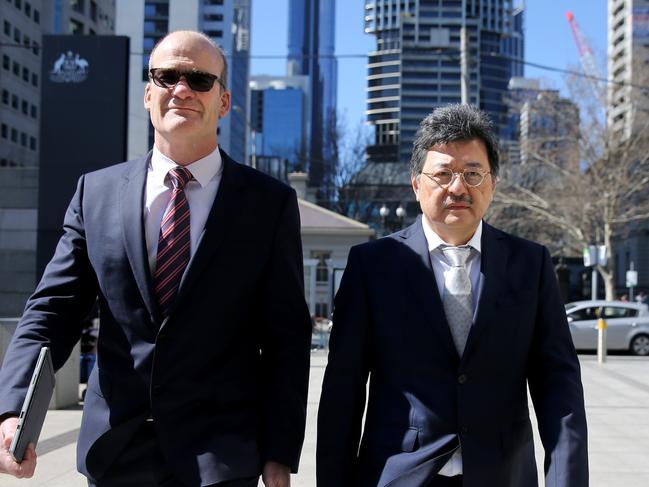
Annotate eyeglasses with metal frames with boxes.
[148,68,226,92]
[420,168,492,188]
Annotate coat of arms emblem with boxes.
[49,51,89,83]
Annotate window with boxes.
[21,99,28,114]
[13,61,19,75]
[1,89,8,104]
[204,0,224,4]
[10,128,17,142]
[71,0,84,14]
[1,124,7,139]
[11,94,18,109]
[23,34,30,47]
[315,302,329,319]
[3,20,10,36]
[311,251,331,283]
[29,136,36,150]
[14,0,21,8]
[20,132,27,147]
[22,66,29,81]
[30,104,37,118]
[204,13,223,21]
[602,306,638,318]
[2,54,9,70]
[569,307,599,321]
[25,1,31,16]
[13,26,21,43]
[205,30,223,38]
[33,8,39,24]
[31,72,38,86]
[90,1,97,21]
[70,19,84,34]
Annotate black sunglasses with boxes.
[149,68,226,92]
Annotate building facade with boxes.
[287,0,337,203]
[364,0,524,165]
[350,0,523,230]
[249,75,309,175]
[608,0,649,139]
[115,0,250,163]
[0,0,115,316]
[608,0,649,294]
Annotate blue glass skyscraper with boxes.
[287,0,337,204]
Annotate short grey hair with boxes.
[148,30,229,91]
[410,104,500,178]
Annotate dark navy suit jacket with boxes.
[317,218,588,487]
[0,150,312,486]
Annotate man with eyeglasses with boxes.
[0,30,311,487]
[317,104,588,487]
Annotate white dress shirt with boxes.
[144,146,223,275]
[420,216,485,477]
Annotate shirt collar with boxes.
[150,146,222,188]
[421,216,483,254]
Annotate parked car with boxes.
[565,300,649,356]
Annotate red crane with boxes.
[565,10,606,101]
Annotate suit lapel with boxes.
[119,152,160,324]
[463,222,509,358]
[399,218,458,358]
[168,150,246,317]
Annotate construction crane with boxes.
[565,10,606,102]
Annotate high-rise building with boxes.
[249,75,309,177]
[364,0,524,165]
[608,0,649,139]
[519,89,580,179]
[116,0,250,163]
[0,0,115,315]
[287,0,337,203]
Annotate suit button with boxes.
[152,385,163,397]
[457,374,467,384]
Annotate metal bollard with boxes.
[597,317,607,364]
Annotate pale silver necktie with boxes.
[441,246,473,355]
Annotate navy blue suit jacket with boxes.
[317,218,588,487]
[0,150,312,485]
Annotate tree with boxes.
[490,66,649,300]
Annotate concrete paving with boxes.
[1,352,648,486]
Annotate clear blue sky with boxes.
[250,0,608,128]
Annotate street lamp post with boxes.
[395,205,406,230]
[379,204,389,236]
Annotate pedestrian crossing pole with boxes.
[597,317,607,364]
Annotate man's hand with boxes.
[262,461,290,487]
[0,417,37,478]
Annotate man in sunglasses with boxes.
[0,30,311,487]
[317,104,588,487]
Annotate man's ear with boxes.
[219,90,231,118]
[144,82,151,111]
[411,175,421,202]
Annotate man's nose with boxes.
[171,78,195,98]
[447,172,468,193]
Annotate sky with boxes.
[250,0,609,129]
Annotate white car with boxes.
[565,300,649,356]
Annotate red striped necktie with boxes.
[154,167,193,318]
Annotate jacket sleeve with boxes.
[528,247,589,487]
[0,175,98,416]
[258,188,312,472]
[317,245,371,487]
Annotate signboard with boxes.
[37,35,129,279]
[626,270,638,288]
[583,245,607,267]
